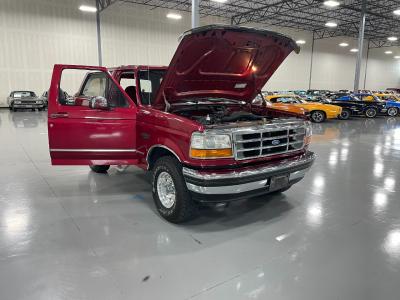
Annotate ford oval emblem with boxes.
[272,139,281,146]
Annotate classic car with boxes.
[386,88,400,94]
[292,90,308,98]
[265,94,342,123]
[374,93,400,101]
[305,89,331,102]
[354,93,380,102]
[40,91,48,107]
[47,25,315,223]
[7,91,46,111]
[329,93,387,119]
[259,93,308,116]
[374,93,400,116]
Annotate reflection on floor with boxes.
[1,110,400,300]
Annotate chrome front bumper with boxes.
[183,151,316,202]
[13,104,44,108]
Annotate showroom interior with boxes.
[1,0,400,299]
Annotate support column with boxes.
[363,40,370,89]
[308,31,315,90]
[354,0,367,91]
[96,0,102,66]
[192,0,200,28]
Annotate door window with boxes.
[138,69,166,105]
[59,69,130,107]
[82,73,106,97]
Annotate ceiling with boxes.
[98,0,400,48]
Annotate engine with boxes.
[171,104,264,125]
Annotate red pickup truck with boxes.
[47,25,315,223]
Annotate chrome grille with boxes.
[234,126,306,160]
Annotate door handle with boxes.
[50,112,69,118]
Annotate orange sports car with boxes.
[265,94,342,123]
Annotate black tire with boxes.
[152,156,197,223]
[387,107,399,117]
[12,107,17,112]
[310,110,326,123]
[339,108,351,120]
[365,107,377,118]
[89,165,110,173]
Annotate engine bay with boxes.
[171,103,265,126]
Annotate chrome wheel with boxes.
[387,107,398,117]
[365,108,377,118]
[311,111,325,123]
[157,171,176,209]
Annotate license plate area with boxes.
[269,175,289,192]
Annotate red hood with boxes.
[154,25,300,108]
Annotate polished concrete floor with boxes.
[1,109,400,300]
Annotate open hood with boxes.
[153,25,300,108]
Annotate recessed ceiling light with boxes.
[394,9,400,15]
[296,40,306,45]
[350,48,359,52]
[79,5,97,12]
[211,0,228,3]
[325,22,338,28]
[385,51,393,54]
[394,56,400,59]
[388,36,398,41]
[323,1,340,7]
[167,13,182,20]
[339,42,349,47]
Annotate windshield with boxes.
[138,69,166,105]
[271,96,303,104]
[11,91,36,98]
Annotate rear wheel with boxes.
[387,107,399,117]
[339,108,351,120]
[89,165,110,173]
[365,107,377,118]
[310,110,326,123]
[152,156,197,223]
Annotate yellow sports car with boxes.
[374,93,400,102]
[265,94,342,123]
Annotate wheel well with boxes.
[147,147,179,170]
[311,110,326,117]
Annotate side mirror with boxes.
[90,96,109,110]
[251,98,263,106]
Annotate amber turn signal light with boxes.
[190,148,233,159]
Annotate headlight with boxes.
[14,100,21,104]
[304,121,312,146]
[36,100,43,104]
[190,132,233,159]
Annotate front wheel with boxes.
[387,107,399,117]
[152,156,197,223]
[365,107,377,118]
[89,165,110,173]
[310,110,326,123]
[339,108,351,120]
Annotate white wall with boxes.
[0,0,399,107]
